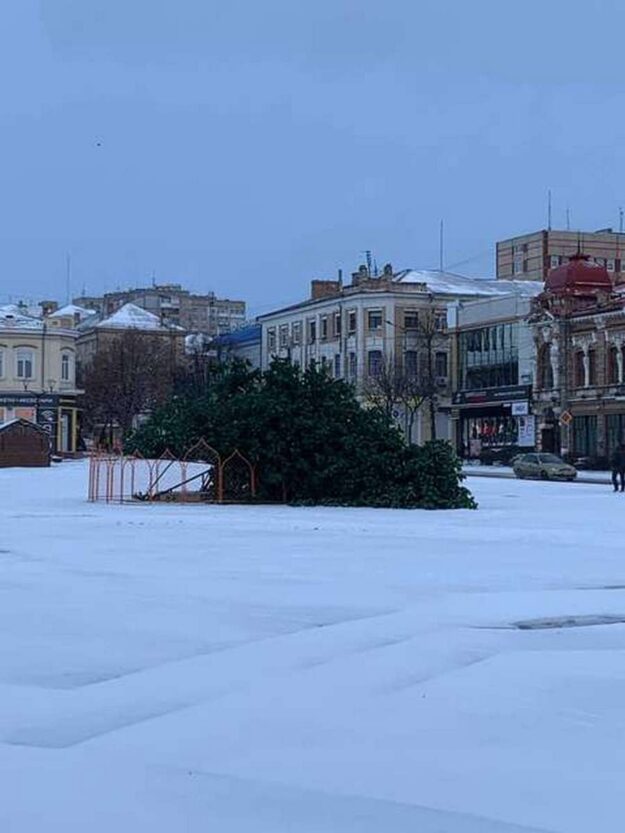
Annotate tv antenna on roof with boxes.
[547,189,552,231]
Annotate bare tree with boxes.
[80,331,181,445]
[363,355,406,421]
[409,305,448,441]
[363,304,448,442]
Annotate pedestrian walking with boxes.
[610,443,625,492]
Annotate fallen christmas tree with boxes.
[127,359,476,510]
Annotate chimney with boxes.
[351,264,370,285]
[310,279,341,300]
[383,262,393,277]
[40,300,58,317]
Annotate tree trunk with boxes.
[429,398,437,441]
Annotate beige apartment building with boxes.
[0,306,82,453]
[497,228,625,284]
[74,284,246,336]
[258,264,539,443]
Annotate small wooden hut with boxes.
[0,419,51,468]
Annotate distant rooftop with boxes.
[96,303,183,331]
[393,269,544,298]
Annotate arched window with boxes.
[538,344,553,389]
[588,349,597,386]
[608,346,619,385]
[61,352,72,382]
[16,348,35,380]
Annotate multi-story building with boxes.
[76,303,186,368]
[74,284,246,336]
[448,287,542,460]
[258,263,541,443]
[0,306,82,453]
[497,228,625,284]
[530,253,625,463]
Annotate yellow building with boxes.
[0,306,82,454]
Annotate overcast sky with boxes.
[2,0,625,314]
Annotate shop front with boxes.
[0,393,80,454]
[453,385,535,460]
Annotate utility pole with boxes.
[439,219,444,272]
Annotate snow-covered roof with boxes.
[0,305,44,330]
[48,304,93,320]
[393,270,544,298]
[96,303,183,331]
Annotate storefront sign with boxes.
[453,385,532,406]
[0,394,58,408]
[518,415,536,447]
[511,401,529,416]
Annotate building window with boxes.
[367,310,383,331]
[292,322,302,345]
[573,415,597,457]
[434,312,447,331]
[608,259,616,272]
[0,349,4,378]
[334,354,341,378]
[435,351,448,378]
[606,414,625,457]
[405,350,418,378]
[404,311,419,330]
[61,352,72,382]
[279,325,289,349]
[588,349,597,385]
[348,352,357,381]
[538,344,554,389]
[347,310,357,334]
[574,351,585,387]
[320,316,328,340]
[608,346,619,385]
[459,323,518,391]
[16,348,34,380]
[367,350,383,378]
[267,328,276,352]
[308,320,316,343]
[549,255,559,268]
[334,312,342,338]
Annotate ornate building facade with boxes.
[530,253,625,462]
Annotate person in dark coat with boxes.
[610,443,625,492]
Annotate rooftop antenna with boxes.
[547,189,552,231]
[65,253,71,304]
[619,206,624,234]
[439,219,444,272]
[566,207,571,231]
[373,257,379,277]
[362,250,373,276]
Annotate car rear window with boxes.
[538,454,563,464]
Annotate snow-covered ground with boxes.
[1,462,624,832]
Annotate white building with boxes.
[258,264,541,443]
[448,285,543,459]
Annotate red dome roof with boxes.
[545,253,612,295]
